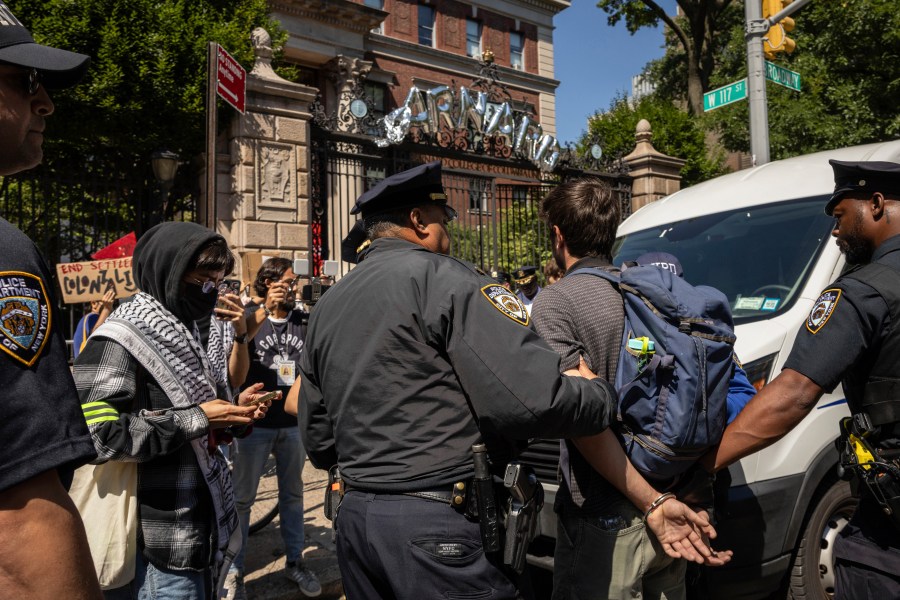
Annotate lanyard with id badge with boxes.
[267,319,296,386]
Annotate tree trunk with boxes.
[686,56,704,116]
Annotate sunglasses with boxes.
[25,68,41,95]
[187,277,222,294]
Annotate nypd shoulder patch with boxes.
[806,288,841,334]
[0,271,52,366]
[481,284,529,326]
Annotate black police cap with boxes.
[351,161,448,218]
[513,265,537,284]
[490,268,511,284]
[825,159,900,216]
[340,220,369,265]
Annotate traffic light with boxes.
[762,0,797,59]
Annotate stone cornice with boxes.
[270,0,386,35]
[367,34,560,95]
[497,0,570,16]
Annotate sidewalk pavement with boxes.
[241,461,344,599]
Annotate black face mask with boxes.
[177,281,218,323]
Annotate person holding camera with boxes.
[226,258,321,599]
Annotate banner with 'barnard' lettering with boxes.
[56,258,137,304]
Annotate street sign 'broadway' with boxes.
[703,79,747,112]
[765,60,802,92]
[216,44,246,114]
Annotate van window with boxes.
[612,196,834,324]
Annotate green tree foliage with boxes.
[585,95,726,187]
[596,1,742,116]
[705,0,900,158]
[10,0,287,173]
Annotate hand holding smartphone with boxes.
[248,390,279,406]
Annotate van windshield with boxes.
[612,196,835,324]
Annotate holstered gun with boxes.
[502,461,544,573]
[324,465,344,522]
[472,444,501,553]
[837,415,900,532]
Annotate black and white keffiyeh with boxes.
[206,316,235,400]
[96,292,240,578]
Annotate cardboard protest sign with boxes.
[56,258,137,304]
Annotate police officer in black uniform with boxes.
[0,4,102,597]
[704,160,900,598]
[299,161,618,599]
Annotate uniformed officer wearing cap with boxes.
[0,3,103,598]
[299,161,618,599]
[704,159,900,599]
[513,265,541,316]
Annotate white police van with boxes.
[523,139,900,599]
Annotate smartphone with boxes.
[216,279,242,309]
[248,390,279,406]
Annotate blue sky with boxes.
[554,1,679,146]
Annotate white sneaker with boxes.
[223,570,247,600]
[285,562,322,597]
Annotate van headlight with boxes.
[742,353,778,392]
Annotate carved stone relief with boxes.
[256,141,297,210]
[394,1,410,34]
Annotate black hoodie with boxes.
[133,222,224,323]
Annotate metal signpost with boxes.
[205,43,246,230]
[704,79,748,112]
[746,0,815,166]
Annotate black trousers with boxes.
[335,490,528,600]
[833,499,900,600]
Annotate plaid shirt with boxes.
[74,338,215,571]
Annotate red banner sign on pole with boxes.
[216,44,246,114]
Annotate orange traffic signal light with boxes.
[762,0,797,59]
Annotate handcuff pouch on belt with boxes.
[837,414,900,532]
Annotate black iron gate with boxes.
[0,164,196,343]
[310,130,556,278]
[310,129,631,281]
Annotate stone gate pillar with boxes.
[218,28,318,283]
[622,119,686,212]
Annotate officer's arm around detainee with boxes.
[442,268,618,441]
[702,369,824,472]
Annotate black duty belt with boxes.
[403,481,468,507]
[347,480,473,513]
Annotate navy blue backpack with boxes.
[571,265,737,486]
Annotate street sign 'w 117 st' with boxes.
[216,44,246,114]
[704,79,748,112]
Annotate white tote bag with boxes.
[68,461,138,590]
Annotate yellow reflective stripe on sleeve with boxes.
[81,401,119,425]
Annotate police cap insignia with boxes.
[0,271,52,366]
[481,284,529,326]
[806,288,841,334]
[513,265,537,285]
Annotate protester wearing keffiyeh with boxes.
[74,222,268,598]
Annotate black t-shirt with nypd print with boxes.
[243,304,307,429]
[0,218,95,492]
